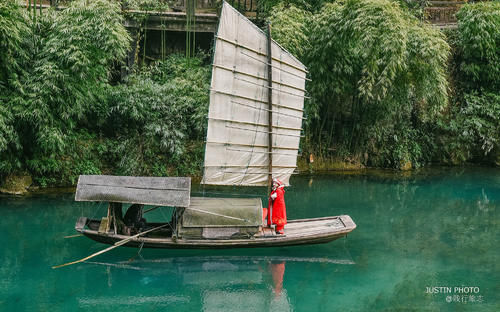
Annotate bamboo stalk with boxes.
[33,0,36,25]
[161,21,164,61]
[192,5,196,58]
[142,17,148,65]
[52,224,169,269]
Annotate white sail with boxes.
[202,2,307,186]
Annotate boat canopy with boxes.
[75,175,191,207]
[182,197,262,227]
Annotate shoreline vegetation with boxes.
[0,0,499,194]
[1,164,497,196]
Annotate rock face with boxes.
[0,175,33,195]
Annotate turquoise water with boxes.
[0,167,498,311]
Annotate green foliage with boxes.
[26,131,103,186]
[2,0,130,160]
[269,0,498,168]
[0,0,29,94]
[309,0,448,105]
[458,93,500,155]
[299,0,449,167]
[2,0,499,188]
[269,4,311,60]
[0,0,26,167]
[438,2,500,165]
[369,122,435,169]
[101,54,210,176]
[12,0,130,154]
[259,0,328,17]
[456,2,500,92]
[0,0,130,184]
[444,92,500,162]
[394,0,427,20]
[122,0,169,11]
[0,0,209,186]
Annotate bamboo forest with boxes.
[0,0,499,192]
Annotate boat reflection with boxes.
[80,254,354,309]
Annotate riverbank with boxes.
[2,162,498,196]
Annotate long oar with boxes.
[63,234,83,239]
[52,224,169,269]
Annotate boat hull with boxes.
[76,215,356,249]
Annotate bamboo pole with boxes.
[52,224,169,269]
[63,234,84,239]
[266,23,274,230]
[186,207,250,223]
[33,0,36,25]
[142,17,148,65]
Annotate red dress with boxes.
[268,187,287,231]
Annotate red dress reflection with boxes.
[270,262,285,296]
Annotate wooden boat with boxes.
[71,2,356,251]
[74,175,356,249]
[77,216,356,249]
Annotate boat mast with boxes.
[266,22,273,195]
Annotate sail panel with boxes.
[202,2,306,186]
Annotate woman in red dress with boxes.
[268,178,287,234]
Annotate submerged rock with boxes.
[0,174,33,195]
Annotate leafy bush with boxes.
[101,54,210,176]
[272,0,450,168]
[0,0,130,184]
[456,2,500,92]
[122,0,169,11]
[269,4,311,60]
[0,0,29,94]
[438,2,500,165]
[259,0,327,17]
[458,93,500,155]
[11,0,130,155]
[0,1,27,174]
[442,92,500,163]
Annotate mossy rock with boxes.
[0,174,33,195]
[399,160,412,171]
[297,156,365,172]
